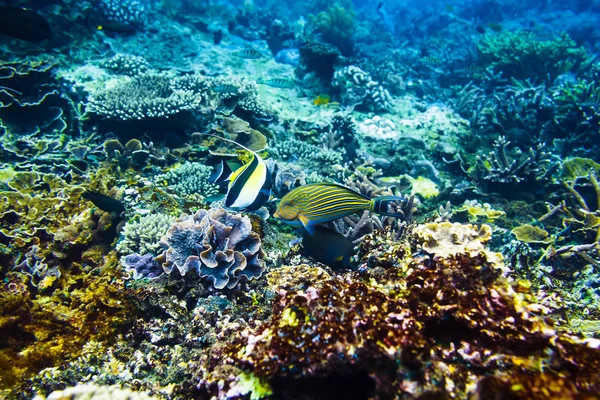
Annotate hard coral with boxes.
[87,73,206,121]
[100,54,150,76]
[333,65,392,111]
[311,3,355,56]
[477,31,591,81]
[156,207,265,289]
[116,213,176,257]
[156,162,219,200]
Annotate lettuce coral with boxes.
[156,207,265,289]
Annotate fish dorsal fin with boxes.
[198,132,264,157]
[306,182,372,200]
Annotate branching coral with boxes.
[333,65,392,111]
[477,31,592,81]
[100,54,150,76]
[116,213,176,257]
[270,139,343,172]
[87,73,206,121]
[156,207,265,289]
[474,136,559,187]
[156,162,219,200]
[552,77,600,142]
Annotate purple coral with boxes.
[157,208,264,289]
[122,253,163,280]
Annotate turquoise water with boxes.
[1,0,600,398]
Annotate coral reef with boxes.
[477,31,591,81]
[98,0,147,27]
[474,136,559,188]
[156,162,219,200]
[156,207,265,289]
[310,2,356,55]
[116,213,176,256]
[99,54,150,77]
[87,73,206,121]
[3,0,600,398]
[198,222,600,398]
[333,65,392,111]
[34,384,157,400]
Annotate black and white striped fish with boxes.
[203,133,272,211]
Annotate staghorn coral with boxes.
[116,213,176,257]
[474,136,560,187]
[156,207,265,289]
[333,65,392,111]
[87,73,205,121]
[552,77,600,144]
[100,54,150,76]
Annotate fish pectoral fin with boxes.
[299,215,315,235]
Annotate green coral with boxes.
[156,162,219,200]
[477,31,592,81]
[310,2,355,55]
[553,78,600,138]
[116,213,176,256]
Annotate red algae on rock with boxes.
[196,222,600,399]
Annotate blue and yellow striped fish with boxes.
[273,183,405,234]
[202,133,272,212]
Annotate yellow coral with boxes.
[458,200,505,222]
[413,221,503,266]
[511,224,551,244]
[408,175,439,199]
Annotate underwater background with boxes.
[1,0,600,398]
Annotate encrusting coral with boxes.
[156,207,265,289]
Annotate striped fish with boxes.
[273,183,405,234]
[257,78,296,89]
[202,133,272,211]
[213,84,239,94]
[233,49,264,59]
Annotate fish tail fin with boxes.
[370,195,407,218]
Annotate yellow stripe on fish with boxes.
[201,133,272,211]
[273,182,406,234]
